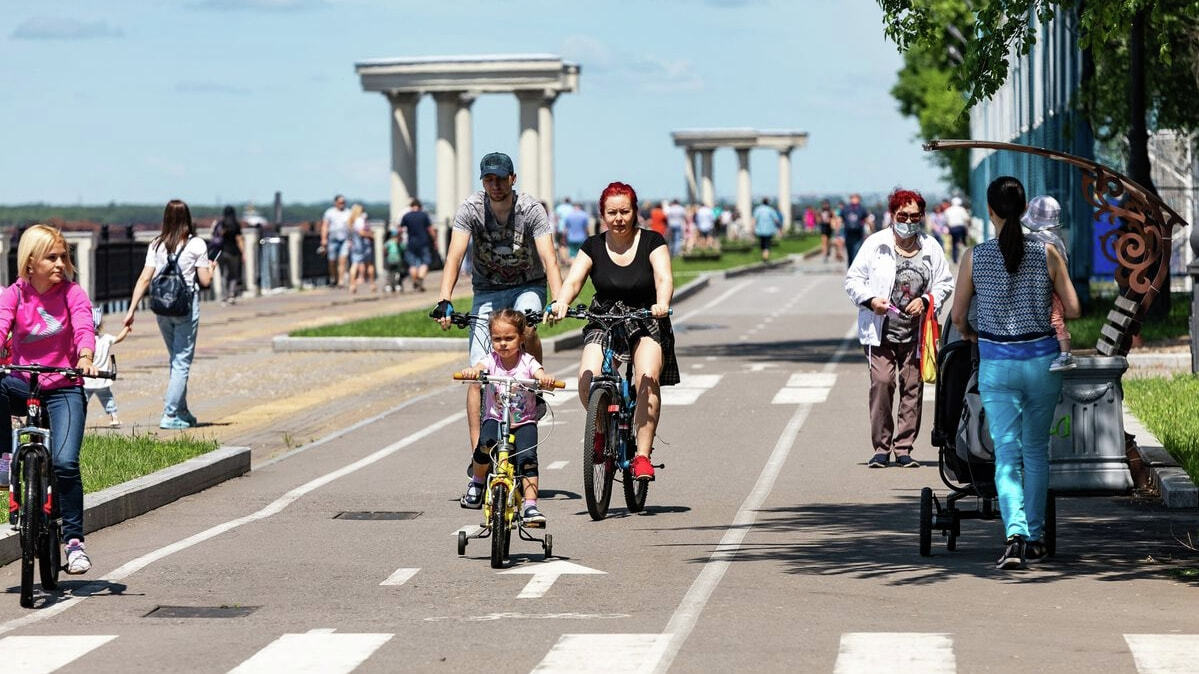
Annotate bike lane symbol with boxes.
[499,561,606,599]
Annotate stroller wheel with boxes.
[919,487,933,557]
[946,532,957,551]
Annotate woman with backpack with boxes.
[124,199,214,429]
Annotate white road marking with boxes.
[771,388,830,404]
[499,561,605,599]
[675,280,752,325]
[0,635,116,674]
[690,363,704,369]
[532,634,669,673]
[763,285,780,293]
[380,568,420,586]
[546,460,569,470]
[0,412,467,638]
[426,612,629,623]
[661,374,723,407]
[229,630,392,674]
[785,372,838,388]
[833,633,956,674]
[738,335,749,341]
[647,324,859,673]
[1125,634,1199,673]
[748,363,776,372]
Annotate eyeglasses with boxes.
[894,212,924,223]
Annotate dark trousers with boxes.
[864,340,923,457]
[950,226,968,263]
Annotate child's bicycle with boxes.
[452,370,564,568]
[563,304,669,520]
[4,362,116,608]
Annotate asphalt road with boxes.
[3,267,1198,673]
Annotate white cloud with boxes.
[561,34,704,93]
[10,17,123,40]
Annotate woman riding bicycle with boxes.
[550,181,678,481]
[0,225,100,574]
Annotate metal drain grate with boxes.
[145,605,259,618]
[334,511,422,520]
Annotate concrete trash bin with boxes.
[1048,355,1133,493]
[259,237,284,291]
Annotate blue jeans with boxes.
[86,387,118,415]
[0,377,87,542]
[978,353,1062,541]
[468,283,546,365]
[157,295,200,420]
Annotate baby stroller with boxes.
[920,317,1057,557]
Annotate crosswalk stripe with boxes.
[833,633,955,674]
[380,568,419,586]
[531,633,669,673]
[0,635,116,674]
[661,374,723,407]
[229,630,392,673]
[786,372,838,388]
[771,388,830,404]
[1124,634,1199,673]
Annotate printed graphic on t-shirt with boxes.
[884,256,931,343]
[22,307,64,343]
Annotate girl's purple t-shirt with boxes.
[481,351,542,427]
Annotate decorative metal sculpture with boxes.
[925,139,1187,356]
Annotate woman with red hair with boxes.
[844,188,953,468]
[551,182,678,481]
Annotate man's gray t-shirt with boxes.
[452,191,551,291]
[883,254,931,343]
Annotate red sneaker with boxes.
[631,455,655,481]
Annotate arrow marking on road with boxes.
[546,460,569,470]
[380,568,419,586]
[499,561,605,599]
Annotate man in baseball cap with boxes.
[433,152,564,514]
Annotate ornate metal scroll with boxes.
[924,139,1187,356]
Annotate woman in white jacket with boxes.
[844,189,954,468]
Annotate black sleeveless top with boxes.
[581,229,667,309]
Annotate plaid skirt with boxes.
[581,300,680,386]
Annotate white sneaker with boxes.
[1048,353,1076,372]
[65,538,91,575]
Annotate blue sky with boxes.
[0,0,946,211]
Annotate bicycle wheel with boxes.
[38,501,60,592]
[582,388,615,520]
[19,454,40,608]
[489,483,508,569]
[622,449,649,513]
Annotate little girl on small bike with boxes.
[457,309,557,524]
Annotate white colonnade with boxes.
[671,129,809,232]
[358,55,580,253]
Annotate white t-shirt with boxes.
[83,333,116,390]
[324,206,351,240]
[945,205,970,228]
[695,206,716,232]
[666,204,687,229]
[143,236,211,292]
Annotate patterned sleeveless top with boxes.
[972,238,1057,359]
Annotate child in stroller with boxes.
[920,311,1057,558]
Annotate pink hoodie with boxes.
[0,278,96,390]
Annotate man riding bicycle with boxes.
[434,152,563,507]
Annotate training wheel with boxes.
[457,530,467,556]
[544,533,553,559]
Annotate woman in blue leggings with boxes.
[950,176,1080,570]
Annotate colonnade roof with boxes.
[672,128,809,151]
[356,54,580,94]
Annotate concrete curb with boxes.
[723,257,794,278]
[1126,411,1198,509]
[1126,351,1190,370]
[275,273,716,354]
[0,445,251,566]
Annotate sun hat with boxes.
[1021,195,1061,231]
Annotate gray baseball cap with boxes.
[479,152,514,178]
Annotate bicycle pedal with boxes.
[653,463,665,469]
[522,520,545,529]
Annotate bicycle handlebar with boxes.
[0,363,116,380]
[562,305,673,321]
[430,309,545,328]
[453,372,566,389]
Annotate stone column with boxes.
[387,92,420,228]
[63,231,97,299]
[517,91,541,200]
[736,147,752,232]
[284,226,303,289]
[683,149,698,204]
[243,228,259,297]
[538,90,558,205]
[699,149,715,207]
[455,93,476,208]
[373,225,386,279]
[434,93,458,229]
[0,236,9,286]
[777,147,793,232]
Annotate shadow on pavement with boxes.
[676,338,863,365]
[667,495,1199,586]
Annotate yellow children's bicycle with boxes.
[454,371,564,568]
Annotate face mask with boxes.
[894,222,919,238]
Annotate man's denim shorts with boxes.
[468,283,546,365]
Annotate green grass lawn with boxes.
[1067,291,1189,349]
[292,234,820,339]
[1125,374,1199,484]
[81,432,220,493]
